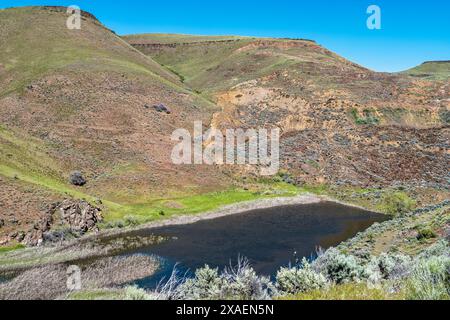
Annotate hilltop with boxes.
[402,61,450,80]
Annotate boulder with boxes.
[147,103,171,114]
[69,171,87,186]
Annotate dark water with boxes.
[124,202,387,288]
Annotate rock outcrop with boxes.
[22,200,102,246]
[58,199,103,233]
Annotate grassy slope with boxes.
[0,8,300,228]
[0,7,183,96]
[122,34,343,98]
[401,61,450,80]
[0,121,298,224]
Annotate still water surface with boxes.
[124,202,387,288]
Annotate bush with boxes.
[124,215,140,227]
[175,259,274,300]
[416,228,437,241]
[221,258,274,300]
[124,286,152,300]
[276,259,328,295]
[404,255,450,300]
[365,253,412,283]
[313,248,364,284]
[382,192,416,216]
[177,265,223,300]
[418,240,450,259]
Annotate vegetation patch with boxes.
[350,108,380,125]
[0,244,25,254]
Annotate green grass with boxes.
[0,7,188,97]
[0,244,25,254]
[103,181,300,223]
[298,184,330,195]
[281,283,404,300]
[402,61,450,80]
[350,108,380,125]
[0,124,299,226]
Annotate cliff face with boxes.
[126,34,449,190]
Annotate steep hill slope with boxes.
[125,34,449,195]
[0,7,235,241]
[401,61,450,80]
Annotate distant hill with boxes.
[402,61,450,80]
[125,33,449,195]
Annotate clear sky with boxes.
[1,0,449,72]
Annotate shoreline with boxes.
[91,193,382,240]
[0,193,383,273]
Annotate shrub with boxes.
[313,248,364,284]
[177,265,223,300]
[221,258,274,300]
[175,258,274,300]
[350,108,380,125]
[365,253,412,283]
[404,255,450,300]
[381,192,416,216]
[124,286,152,300]
[418,240,450,259]
[124,215,140,227]
[276,259,328,295]
[416,228,437,241]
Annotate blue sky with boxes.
[1,0,449,72]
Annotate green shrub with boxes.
[419,240,450,259]
[124,286,152,300]
[381,192,416,216]
[351,108,380,125]
[313,248,364,284]
[416,228,437,241]
[177,259,274,300]
[221,262,274,300]
[177,265,223,300]
[124,215,140,227]
[365,253,412,283]
[276,259,328,295]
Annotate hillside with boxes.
[0,7,240,242]
[402,61,450,80]
[125,34,449,193]
[0,9,448,247]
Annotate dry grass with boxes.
[0,254,158,300]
